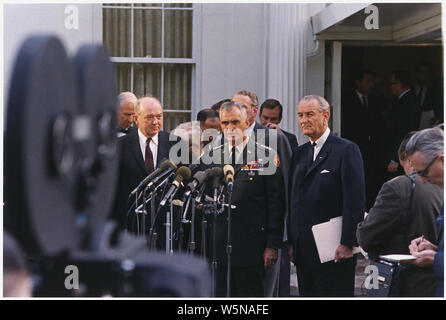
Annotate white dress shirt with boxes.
[138,129,159,169]
[246,121,256,138]
[310,127,330,161]
[355,90,368,107]
[229,136,250,164]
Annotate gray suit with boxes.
[252,122,293,297]
[357,174,443,296]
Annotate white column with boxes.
[264,3,309,144]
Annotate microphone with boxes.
[187,163,200,175]
[209,167,224,201]
[183,169,210,198]
[129,159,177,197]
[159,166,192,208]
[223,165,234,188]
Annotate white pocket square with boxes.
[320,169,330,174]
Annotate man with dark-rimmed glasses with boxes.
[406,128,444,297]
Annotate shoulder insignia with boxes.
[274,154,280,168]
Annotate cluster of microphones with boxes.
[128,159,235,254]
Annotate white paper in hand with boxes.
[311,216,360,263]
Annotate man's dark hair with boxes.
[392,70,412,88]
[260,99,283,119]
[197,108,219,123]
[210,99,231,112]
[398,131,417,161]
[416,61,432,72]
[354,69,374,83]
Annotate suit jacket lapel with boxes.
[305,134,332,178]
[157,131,166,167]
[131,129,148,174]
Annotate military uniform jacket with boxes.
[201,138,285,268]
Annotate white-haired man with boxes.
[407,128,444,297]
[117,91,137,137]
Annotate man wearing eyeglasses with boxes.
[356,131,442,296]
[406,128,444,297]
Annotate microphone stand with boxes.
[141,189,147,238]
[135,192,141,236]
[188,195,196,254]
[211,187,218,297]
[198,183,208,258]
[225,182,233,297]
[166,191,177,256]
[149,188,157,249]
[178,194,192,253]
[145,173,174,249]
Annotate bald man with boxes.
[112,96,181,234]
[117,91,137,137]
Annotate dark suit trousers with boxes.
[295,249,357,297]
[216,265,264,297]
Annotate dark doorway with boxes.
[340,45,443,209]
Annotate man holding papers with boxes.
[288,95,366,297]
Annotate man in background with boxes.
[385,70,421,178]
[259,98,299,151]
[117,91,137,137]
[342,70,379,210]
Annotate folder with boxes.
[379,254,416,263]
[311,216,360,263]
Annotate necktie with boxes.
[417,87,424,107]
[231,146,237,165]
[145,138,154,173]
[362,95,368,109]
[311,142,317,162]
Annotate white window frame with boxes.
[101,3,202,121]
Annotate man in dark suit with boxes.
[385,70,421,179]
[407,128,444,297]
[203,101,284,297]
[232,91,292,296]
[288,94,366,297]
[112,96,181,233]
[259,98,299,151]
[258,98,297,296]
[116,91,137,137]
[357,132,442,296]
[342,70,379,210]
[415,61,443,128]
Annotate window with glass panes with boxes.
[103,3,194,131]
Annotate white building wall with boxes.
[3,4,102,97]
[199,3,266,108]
[3,3,329,139]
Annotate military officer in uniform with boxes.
[200,101,285,297]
